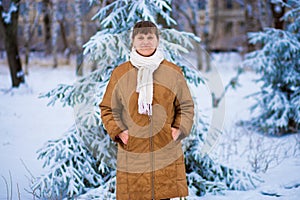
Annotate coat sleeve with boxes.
[99,69,127,142]
[172,70,194,139]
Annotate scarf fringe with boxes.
[138,103,152,116]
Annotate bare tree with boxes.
[0,0,25,87]
[210,0,220,51]
[22,0,42,74]
[51,0,58,68]
[42,0,52,54]
[56,1,70,64]
[203,0,211,72]
[75,0,83,76]
[23,0,32,75]
[172,0,205,70]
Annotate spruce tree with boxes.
[243,0,300,135]
[33,0,259,198]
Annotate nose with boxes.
[143,39,152,46]
[141,38,149,43]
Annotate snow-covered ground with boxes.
[0,53,299,199]
[0,58,76,200]
[201,53,300,200]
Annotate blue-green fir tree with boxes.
[243,0,300,135]
[32,0,259,199]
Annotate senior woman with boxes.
[100,21,194,200]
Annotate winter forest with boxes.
[0,0,299,199]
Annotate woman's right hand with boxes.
[118,130,129,145]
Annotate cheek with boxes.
[132,40,137,47]
[132,40,142,48]
[152,39,159,47]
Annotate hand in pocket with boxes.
[118,130,129,144]
[171,127,181,141]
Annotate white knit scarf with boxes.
[130,48,164,115]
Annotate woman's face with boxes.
[132,32,158,56]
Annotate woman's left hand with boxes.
[171,127,181,141]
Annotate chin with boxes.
[139,50,156,57]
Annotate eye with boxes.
[147,36,154,40]
[137,36,144,40]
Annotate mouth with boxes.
[140,46,154,49]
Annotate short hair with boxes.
[132,21,159,40]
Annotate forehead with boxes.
[132,26,158,39]
[134,33,156,37]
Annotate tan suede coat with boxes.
[100,60,194,200]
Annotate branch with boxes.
[212,68,243,108]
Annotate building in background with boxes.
[208,0,245,52]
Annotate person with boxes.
[100,21,194,200]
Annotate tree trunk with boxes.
[190,15,203,71]
[258,0,273,28]
[43,0,52,54]
[24,1,42,73]
[210,0,219,50]
[90,60,97,72]
[244,0,263,52]
[270,1,285,29]
[51,0,58,68]
[58,20,70,65]
[204,0,211,72]
[0,0,25,87]
[23,0,30,75]
[195,44,203,71]
[188,0,203,71]
[75,0,83,76]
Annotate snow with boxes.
[200,158,300,200]
[0,60,76,199]
[0,52,299,199]
[1,2,18,24]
